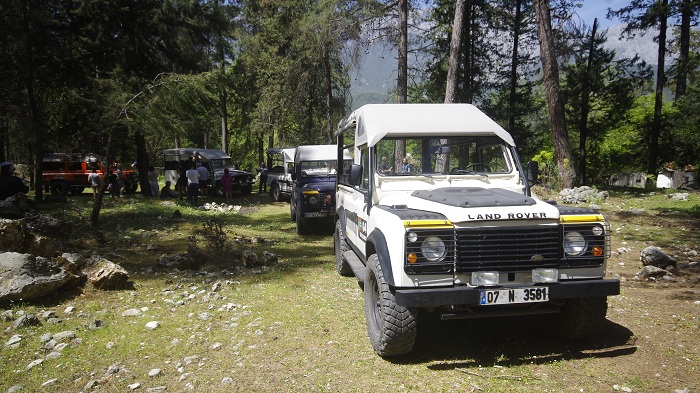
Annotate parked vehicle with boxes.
[290,145,351,234]
[266,147,296,201]
[42,153,102,196]
[334,103,619,356]
[162,148,254,196]
[42,153,138,196]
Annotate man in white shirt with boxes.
[186,162,200,207]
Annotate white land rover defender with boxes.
[334,103,620,356]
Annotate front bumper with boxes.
[394,279,620,308]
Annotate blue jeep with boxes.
[290,145,350,234]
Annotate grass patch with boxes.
[1,189,698,391]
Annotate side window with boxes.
[360,148,369,191]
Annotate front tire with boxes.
[240,184,252,195]
[295,210,309,235]
[334,220,353,276]
[555,297,608,340]
[364,254,417,356]
[271,183,282,201]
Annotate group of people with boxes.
[380,156,413,174]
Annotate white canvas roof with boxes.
[295,145,351,162]
[282,148,296,163]
[346,103,515,147]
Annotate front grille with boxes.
[455,225,560,272]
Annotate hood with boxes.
[378,187,560,223]
[300,178,336,192]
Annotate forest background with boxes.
[1,0,699,200]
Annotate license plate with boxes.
[479,287,549,305]
[304,212,327,218]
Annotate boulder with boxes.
[242,249,258,268]
[636,265,669,279]
[640,246,677,269]
[83,256,130,289]
[26,235,58,258]
[0,193,33,219]
[157,253,198,270]
[21,214,71,239]
[0,219,26,252]
[0,252,73,303]
[261,251,278,266]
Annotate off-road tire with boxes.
[69,187,85,196]
[364,254,417,356]
[50,182,69,197]
[555,297,608,340]
[295,211,309,235]
[334,220,353,276]
[271,183,282,201]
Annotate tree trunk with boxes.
[508,0,523,135]
[216,0,229,153]
[675,0,690,99]
[649,0,668,176]
[135,131,150,196]
[578,19,598,186]
[534,0,575,188]
[323,43,334,144]
[437,0,466,173]
[91,129,114,229]
[394,0,409,163]
[21,1,44,201]
[445,0,465,104]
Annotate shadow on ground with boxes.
[390,314,635,367]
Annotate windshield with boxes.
[299,160,350,176]
[375,136,512,176]
[210,158,233,172]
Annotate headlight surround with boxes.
[421,236,446,262]
[563,231,587,256]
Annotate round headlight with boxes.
[406,232,418,242]
[421,236,446,261]
[564,232,587,256]
[591,225,604,236]
[308,196,318,204]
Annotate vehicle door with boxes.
[340,147,370,259]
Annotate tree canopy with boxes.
[1,0,699,195]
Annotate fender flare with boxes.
[367,229,395,286]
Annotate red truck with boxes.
[42,153,138,196]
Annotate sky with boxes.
[576,0,628,28]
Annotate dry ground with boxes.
[0,190,698,392]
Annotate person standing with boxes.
[196,162,209,197]
[258,162,268,193]
[400,158,412,173]
[147,166,159,197]
[186,161,200,207]
[116,168,126,197]
[87,168,101,199]
[221,167,233,203]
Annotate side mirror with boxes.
[527,161,539,184]
[349,164,362,186]
[291,172,297,181]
